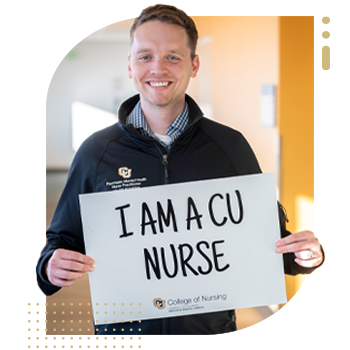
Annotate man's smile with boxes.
[147,81,172,87]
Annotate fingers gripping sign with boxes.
[275,230,324,268]
[46,249,95,288]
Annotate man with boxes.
[37,4,324,334]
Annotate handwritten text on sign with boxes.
[79,173,287,324]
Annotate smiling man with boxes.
[125,6,201,146]
[127,18,199,136]
[37,4,324,335]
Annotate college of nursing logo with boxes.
[118,167,132,179]
[153,298,166,309]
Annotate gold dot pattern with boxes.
[29,301,142,348]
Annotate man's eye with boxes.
[139,56,150,60]
[169,56,178,61]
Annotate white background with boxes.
[1,0,347,348]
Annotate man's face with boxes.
[128,20,199,112]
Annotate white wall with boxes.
[46,40,137,169]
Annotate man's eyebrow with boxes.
[168,49,185,57]
[134,49,186,57]
[135,48,152,55]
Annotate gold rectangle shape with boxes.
[322,46,330,70]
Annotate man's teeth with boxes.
[150,82,169,87]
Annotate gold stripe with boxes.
[322,46,330,70]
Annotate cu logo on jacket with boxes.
[118,167,132,179]
[153,298,166,309]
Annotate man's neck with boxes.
[140,98,186,136]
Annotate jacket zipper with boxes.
[154,143,170,185]
[162,154,169,184]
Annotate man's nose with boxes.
[150,58,168,75]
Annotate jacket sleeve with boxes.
[277,202,324,275]
[36,135,99,296]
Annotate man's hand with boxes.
[45,249,95,288]
[275,230,323,268]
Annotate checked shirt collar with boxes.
[126,101,189,149]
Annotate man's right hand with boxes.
[45,249,95,288]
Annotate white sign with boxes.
[79,173,286,325]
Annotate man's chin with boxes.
[143,97,172,108]
[140,93,185,111]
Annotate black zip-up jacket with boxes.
[37,94,320,334]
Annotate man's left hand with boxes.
[275,230,323,268]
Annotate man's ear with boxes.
[127,55,132,79]
[190,55,200,78]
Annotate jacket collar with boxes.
[117,94,204,127]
